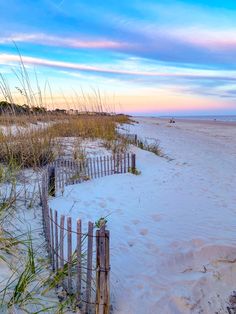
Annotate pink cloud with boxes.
[167,28,236,50]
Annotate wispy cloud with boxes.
[167,28,236,51]
[1,26,236,68]
[2,53,236,82]
[0,33,128,49]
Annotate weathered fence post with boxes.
[96,225,110,314]
[134,134,137,145]
[42,170,51,256]
[59,215,65,269]
[50,208,55,271]
[124,153,126,173]
[55,210,59,272]
[67,216,72,294]
[77,219,82,304]
[48,166,56,197]
[85,222,94,314]
[131,154,136,174]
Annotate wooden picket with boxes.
[59,215,65,269]
[67,216,72,294]
[96,227,110,314]
[77,219,82,303]
[85,221,94,313]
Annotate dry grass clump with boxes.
[0,113,130,168]
[103,137,129,154]
[47,115,129,140]
[138,139,164,157]
[0,129,55,168]
[0,114,30,126]
[0,113,64,126]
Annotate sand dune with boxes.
[50,117,236,313]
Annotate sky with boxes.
[0,0,236,115]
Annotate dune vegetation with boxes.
[0,56,131,312]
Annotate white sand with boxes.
[50,117,236,313]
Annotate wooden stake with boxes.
[55,210,59,271]
[97,157,100,178]
[77,219,82,303]
[59,215,65,269]
[67,216,72,294]
[100,156,103,177]
[50,208,55,271]
[96,226,110,314]
[103,156,106,176]
[131,154,136,173]
[85,221,94,313]
[48,166,56,197]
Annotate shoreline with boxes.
[133,116,236,127]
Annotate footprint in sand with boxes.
[132,219,140,225]
[127,240,135,247]
[139,228,148,236]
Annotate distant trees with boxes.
[0,101,124,117]
[0,101,47,115]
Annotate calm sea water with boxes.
[160,115,236,122]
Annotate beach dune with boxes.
[50,117,236,313]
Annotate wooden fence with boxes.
[121,133,138,144]
[41,172,110,314]
[49,153,136,194]
[120,133,145,147]
[121,133,163,157]
[40,153,136,313]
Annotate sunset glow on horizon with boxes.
[1,0,236,115]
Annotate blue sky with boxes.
[0,0,236,114]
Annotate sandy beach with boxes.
[50,117,236,313]
[2,0,236,311]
